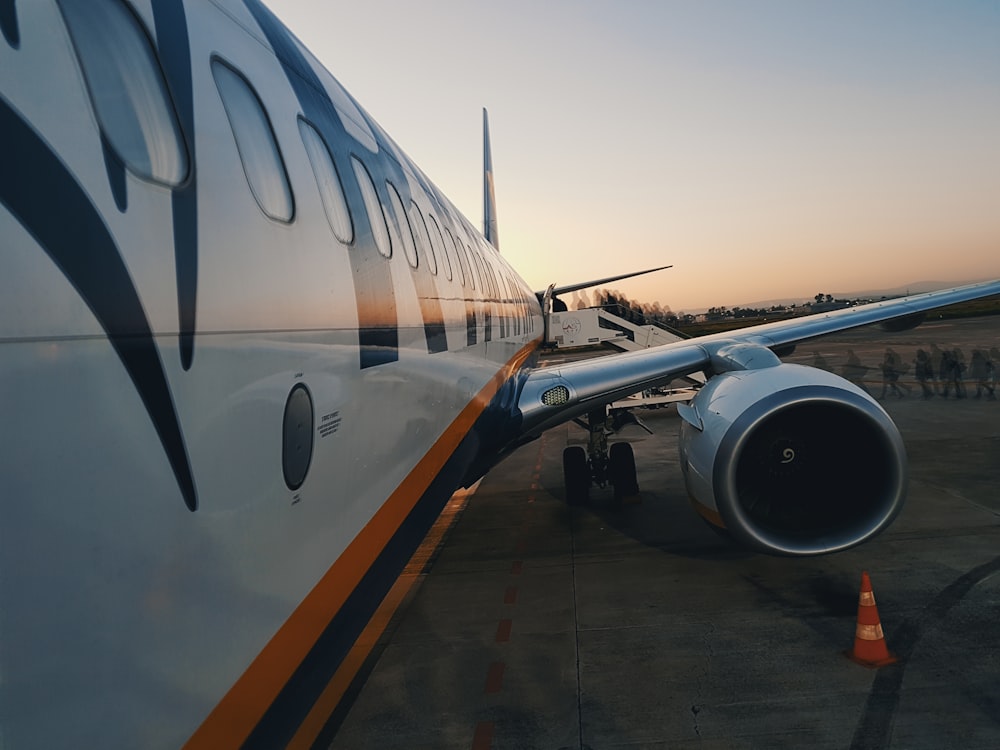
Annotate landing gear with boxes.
[609,442,639,499]
[563,446,589,506]
[561,407,641,504]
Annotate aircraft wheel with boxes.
[609,442,639,499]
[563,446,590,506]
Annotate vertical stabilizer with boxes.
[483,108,499,251]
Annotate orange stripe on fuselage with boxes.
[183,339,540,749]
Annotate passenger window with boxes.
[212,59,294,222]
[477,248,490,295]
[58,0,189,186]
[485,259,499,298]
[427,215,451,281]
[351,157,391,257]
[465,244,480,291]
[298,118,353,243]
[444,228,465,286]
[409,203,437,274]
[498,269,510,304]
[387,183,418,268]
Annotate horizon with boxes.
[570,276,997,316]
[268,1,1000,310]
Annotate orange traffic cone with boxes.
[846,571,898,667]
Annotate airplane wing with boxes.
[515,277,1000,557]
[518,277,1000,437]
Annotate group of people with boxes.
[816,345,999,400]
[908,346,998,400]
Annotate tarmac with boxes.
[327,315,1000,750]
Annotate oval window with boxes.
[444,228,465,287]
[58,0,189,185]
[427,214,451,281]
[298,118,353,243]
[387,182,418,268]
[409,203,437,275]
[467,245,483,292]
[351,157,392,258]
[212,58,294,222]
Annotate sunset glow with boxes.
[270,0,1000,311]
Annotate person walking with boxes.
[970,350,996,400]
[842,349,870,394]
[914,349,935,399]
[880,348,906,399]
[941,349,967,399]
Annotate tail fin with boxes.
[483,108,499,251]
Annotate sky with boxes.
[267,1,1000,312]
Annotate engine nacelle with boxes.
[678,360,906,556]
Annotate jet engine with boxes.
[678,344,906,556]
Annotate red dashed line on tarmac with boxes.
[485,661,505,693]
[495,618,512,643]
[471,721,494,750]
[474,444,545,747]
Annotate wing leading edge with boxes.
[517,278,1000,438]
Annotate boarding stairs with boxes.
[546,307,704,405]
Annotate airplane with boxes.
[1,1,998,748]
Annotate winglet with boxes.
[483,108,499,251]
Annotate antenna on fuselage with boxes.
[483,108,499,251]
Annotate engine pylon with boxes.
[846,571,898,667]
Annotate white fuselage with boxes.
[0,1,542,747]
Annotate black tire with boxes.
[609,442,639,498]
[563,446,589,506]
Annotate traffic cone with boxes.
[846,571,898,667]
